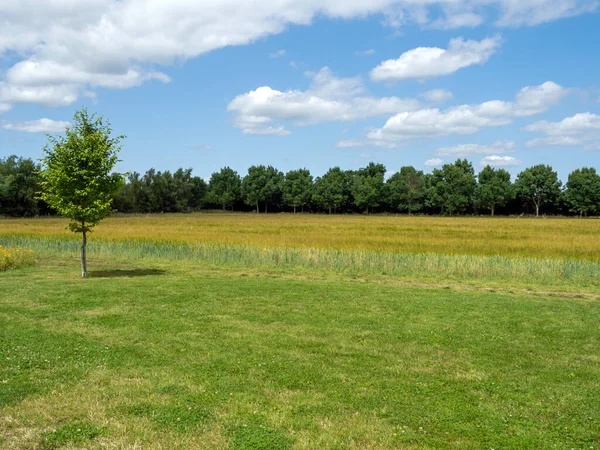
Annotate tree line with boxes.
[2,155,599,217]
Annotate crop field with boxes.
[1,214,600,449]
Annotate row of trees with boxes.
[3,155,598,217]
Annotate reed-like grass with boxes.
[4,235,599,288]
[2,213,599,260]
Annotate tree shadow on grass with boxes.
[89,269,167,278]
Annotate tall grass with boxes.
[3,235,599,288]
[2,214,599,260]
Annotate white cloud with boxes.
[228,67,420,135]
[370,36,501,82]
[524,112,600,150]
[367,81,566,143]
[435,141,516,157]
[269,50,287,58]
[0,103,11,114]
[355,49,376,56]
[480,155,522,167]
[2,118,70,133]
[335,139,397,149]
[425,158,444,168]
[421,89,453,104]
[0,1,594,111]
[429,12,485,29]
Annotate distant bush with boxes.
[0,245,37,271]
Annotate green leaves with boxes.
[515,165,562,216]
[563,167,600,216]
[476,166,514,216]
[39,108,124,233]
[282,169,312,211]
[241,165,283,213]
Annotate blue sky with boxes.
[0,1,599,182]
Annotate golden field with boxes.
[2,213,599,260]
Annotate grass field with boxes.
[1,214,599,449]
[3,213,600,260]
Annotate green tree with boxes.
[312,167,348,214]
[208,167,241,211]
[282,168,313,213]
[563,167,600,217]
[428,159,477,215]
[241,165,283,213]
[351,163,386,214]
[386,166,425,214]
[514,165,562,217]
[39,108,125,277]
[476,166,514,216]
[0,155,44,217]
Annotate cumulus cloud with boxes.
[434,141,516,157]
[421,89,453,104]
[228,67,420,135]
[425,158,444,168]
[480,155,522,167]
[0,1,594,111]
[2,118,70,133]
[370,36,501,82]
[367,81,566,143]
[524,112,600,150]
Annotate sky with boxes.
[0,0,599,182]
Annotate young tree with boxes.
[208,167,241,211]
[386,166,425,214]
[351,163,386,214]
[428,159,477,215]
[476,166,514,216]
[282,168,313,213]
[514,165,562,217]
[39,108,125,278]
[563,167,600,217]
[312,167,348,214]
[241,165,283,213]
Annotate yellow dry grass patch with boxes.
[2,213,599,260]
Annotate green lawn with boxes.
[1,262,599,449]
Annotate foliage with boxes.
[515,164,562,217]
[428,159,477,215]
[351,162,386,214]
[0,155,47,217]
[39,108,124,234]
[312,167,349,214]
[563,167,600,217]
[476,165,514,216]
[241,165,284,213]
[208,167,241,211]
[386,166,426,214]
[282,168,313,213]
[0,245,37,271]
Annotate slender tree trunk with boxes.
[265,203,268,214]
[329,206,332,215]
[222,201,226,211]
[256,202,259,214]
[294,205,296,214]
[81,226,87,278]
[491,205,495,217]
[535,204,539,217]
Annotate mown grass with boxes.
[2,213,600,260]
[1,262,600,449]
